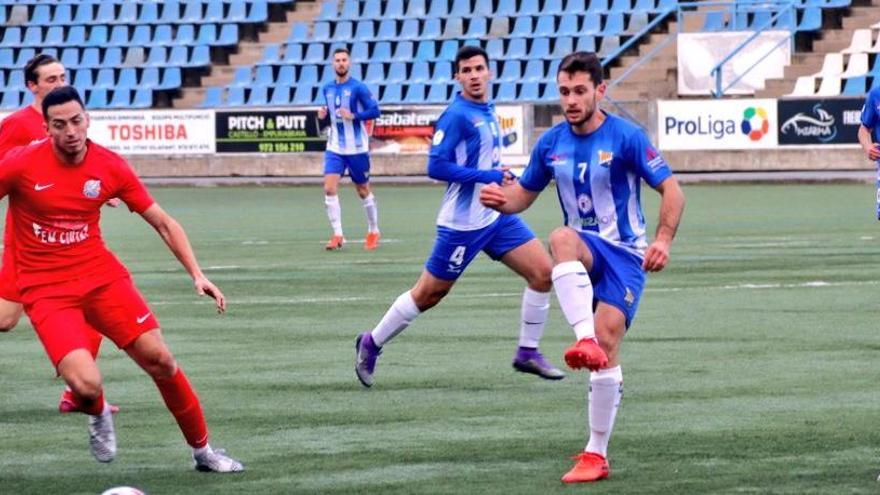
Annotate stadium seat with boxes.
[103,48,123,67]
[496,82,517,101]
[248,86,269,106]
[520,0,540,15]
[299,65,319,85]
[117,68,138,89]
[499,60,522,82]
[842,75,867,95]
[466,17,488,38]
[842,29,875,54]
[567,0,587,13]
[313,22,331,42]
[373,42,393,62]
[146,47,168,68]
[598,36,622,58]
[270,85,291,105]
[841,53,869,78]
[73,69,92,90]
[432,62,452,83]
[410,61,431,83]
[277,65,296,85]
[0,50,13,70]
[87,88,108,109]
[201,86,223,107]
[44,27,66,47]
[545,0,565,14]
[387,62,407,84]
[132,89,152,109]
[405,0,427,17]
[523,60,546,82]
[225,87,245,107]
[181,1,204,23]
[385,0,405,18]
[118,2,138,24]
[507,38,527,59]
[582,13,602,34]
[140,68,160,89]
[815,75,841,96]
[577,35,597,52]
[444,17,465,39]
[341,0,360,19]
[159,1,181,24]
[496,0,517,16]
[231,67,252,88]
[1,27,21,47]
[542,82,559,101]
[633,0,656,12]
[812,53,844,77]
[427,0,449,17]
[1,89,20,109]
[511,16,533,37]
[355,20,376,41]
[93,68,115,89]
[61,48,80,69]
[205,2,225,23]
[702,11,727,31]
[530,38,551,59]
[304,44,325,64]
[474,0,494,16]
[628,12,650,33]
[423,18,442,39]
[140,2,160,24]
[317,1,337,20]
[553,36,575,57]
[403,83,426,103]
[261,44,282,64]
[6,70,22,88]
[450,0,470,17]
[52,4,72,25]
[603,14,626,35]
[109,89,132,109]
[381,83,403,103]
[160,68,182,90]
[588,0,610,13]
[175,25,196,45]
[426,83,449,103]
[375,20,397,40]
[520,82,541,100]
[393,41,414,62]
[293,85,313,104]
[190,45,212,67]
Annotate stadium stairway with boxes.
[174,1,317,107]
[757,0,880,97]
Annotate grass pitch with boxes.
[1,183,879,494]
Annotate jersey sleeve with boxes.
[518,132,554,192]
[354,83,380,121]
[114,157,155,213]
[0,149,23,199]
[627,128,672,188]
[427,110,505,185]
[860,89,879,130]
[0,117,28,159]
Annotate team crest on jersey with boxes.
[432,129,445,145]
[624,287,635,307]
[577,193,593,213]
[82,179,101,199]
[598,150,613,167]
[549,154,567,167]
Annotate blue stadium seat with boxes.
[44,27,66,47]
[633,0,656,11]
[588,0,609,12]
[332,21,353,40]
[226,87,246,106]
[583,13,603,34]
[140,67,160,89]
[0,49,13,70]
[405,0,427,17]
[520,0,540,15]
[15,49,35,68]
[545,0,565,14]
[313,22,331,42]
[293,85,313,104]
[702,11,727,31]
[132,26,152,47]
[304,44,325,64]
[1,27,21,48]
[423,18,442,39]
[799,8,822,31]
[341,0,360,19]
[656,0,676,12]
[410,62,431,83]
[393,41,414,62]
[0,71,8,90]
[160,67,182,89]
[450,0,470,16]
[373,42,392,62]
[218,24,239,46]
[205,2,225,23]
[319,64,335,84]
[87,88,108,109]
[466,17,488,38]
[507,38,527,58]
[349,63,363,80]
[117,68,138,88]
[198,24,219,45]
[444,17,464,38]
[427,0,449,17]
[751,11,773,29]
[73,69,93,90]
[511,16,534,37]
[523,60,545,82]
[495,82,517,101]
[200,87,223,107]
[231,67,252,87]
[520,82,540,100]
[23,27,43,47]
[375,20,396,40]
[415,41,435,61]
[437,40,459,61]
[277,65,296,85]
[270,85,291,105]
[93,68,115,89]
[30,4,51,25]
[61,48,80,69]
[351,20,372,40]
[132,89,152,109]
[73,4,94,24]
[288,22,309,43]
[95,2,115,23]
[351,41,370,61]
[103,48,123,67]
[553,36,575,57]
[109,26,129,47]
[576,35,597,52]
[474,0,494,15]
[610,0,632,12]
[278,43,299,63]
[53,4,73,25]
[496,0,517,16]
[387,62,407,83]
[403,83,426,103]
[298,65,319,85]
[118,2,138,24]
[21,90,33,107]
[317,1,337,20]
[426,83,449,103]
[627,12,649,33]
[109,89,132,108]
[535,16,556,37]
[541,82,559,101]
[774,9,796,30]
[499,60,522,82]
[181,1,204,23]
[362,0,383,18]
[385,0,405,18]
[160,1,181,23]
[530,38,551,59]
[400,19,420,40]
[248,86,269,106]
[432,62,452,82]
[381,83,403,103]
[146,47,168,67]
[140,2,159,23]
[1,90,20,109]
[842,76,867,95]
[598,35,621,57]
[176,25,196,45]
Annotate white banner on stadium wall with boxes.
[88,110,216,155]
[678,31,791,96]
[657,98,779,150]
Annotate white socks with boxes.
[518,288,550,348]
[370,291,421,347]
[551,261,596,340]
[585,366,623,457]
[362,193,379,233]
[193,443,212,456]
[324,195,343,236]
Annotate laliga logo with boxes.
[741,106,769,141]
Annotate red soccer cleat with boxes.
[324,235,345,251]
[59,389,120,414]
[563,338,608,371]
[561,452,610,483]
[364,232,380,251]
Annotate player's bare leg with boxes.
[0,297,22,331]
[58,328,120,414]
[125,329,243,472]
[500,239,564,380]
[356,271,454,387]
[355,182,380,250]
[324,173,345,250]
[57,349,116,463]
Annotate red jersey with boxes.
[0,139,155,289]
[0,105,47,157]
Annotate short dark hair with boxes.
[558,51,604,85]
[332,47,350,57]
[454,45,489,73]
[41,86,85,121]
[25,54,60,86]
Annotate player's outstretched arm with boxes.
[643,177,685,273]
[858,125,880,161]
[139,204,226,313]
[480,182,539,214]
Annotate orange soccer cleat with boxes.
[364,232,380,251]
[561,452,610,483]
[59,389,120,414]
[563,338,608,371]
[325,235,345,251]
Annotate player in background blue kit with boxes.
[318,48,381,250]
[857,85,880,219]
[480,52,685,483]
[354,46,574,387]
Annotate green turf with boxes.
[1,183,879,494]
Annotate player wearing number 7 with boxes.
[354,46,570,387]
[480,52,684,483]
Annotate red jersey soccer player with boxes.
[0,54,119,415]
[0,86,243,471]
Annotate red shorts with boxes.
[22,276,160,368]
[0,244,22,303]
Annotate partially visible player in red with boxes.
[0,54,120,414]
[0,86,243,471]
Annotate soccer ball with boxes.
[100,487,146,495]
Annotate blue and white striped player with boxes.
[354,46,571,387]
[318,48,381,250]
[480,52,685,483]
[857,85,880,219]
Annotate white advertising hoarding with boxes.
[658,98,778,150]
[88,109,216,155]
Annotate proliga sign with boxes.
[657,99,779,150]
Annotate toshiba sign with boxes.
[88,110,215,155]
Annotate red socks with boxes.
[154,368,209,448]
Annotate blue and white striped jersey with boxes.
[321,78,380,155]
[427,93,507,231]
[860,85,880,145]
[519,112,673,256]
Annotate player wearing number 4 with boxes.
[354,46,568,387]
[318,48,381,251]
[480,52,685,483]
